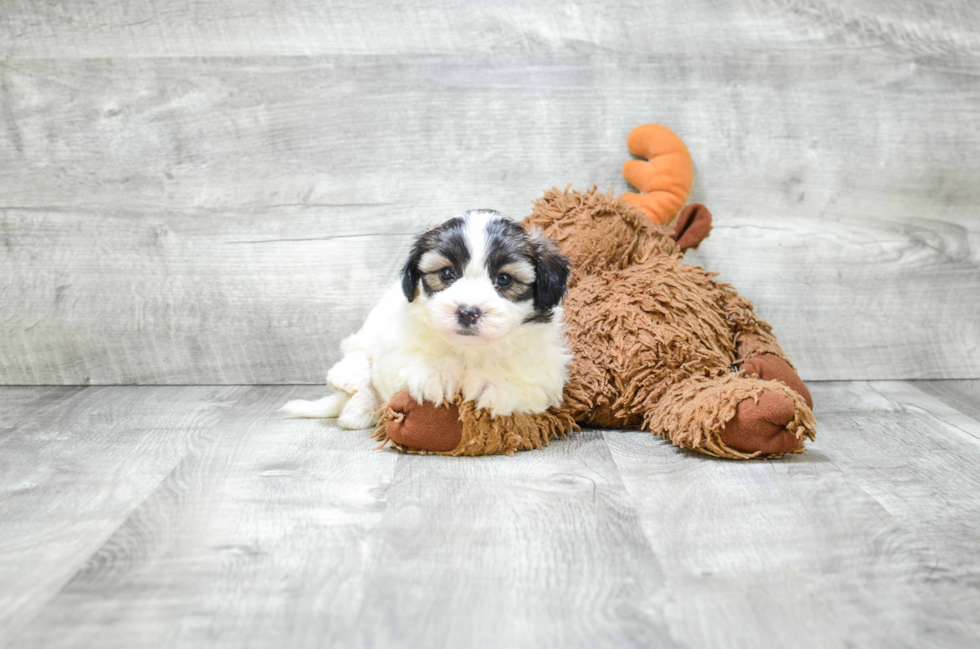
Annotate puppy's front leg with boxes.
[463,376,552,417]
[397,360,456,406]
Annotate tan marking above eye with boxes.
[419,252,452,274]
[424,270,452,290]
[423,264,458,292]
[498,260,534,284]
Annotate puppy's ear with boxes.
[401,237,425,302]
[531,232,571,311]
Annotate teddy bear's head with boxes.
[523,187,714,282]
[522,187,680,279]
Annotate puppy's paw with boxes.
[474,383,519,417]
[335,386,380,430]
[403,365,455,406]
[337,402,377,430]
[327,352,371,394]
[466,377,552,417]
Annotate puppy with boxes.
[282,209,572,429]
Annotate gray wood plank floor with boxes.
[2,382,979,648]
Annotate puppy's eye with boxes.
[439,268,455,282]
[496,273,512,288]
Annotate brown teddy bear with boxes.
[373,126,816,459]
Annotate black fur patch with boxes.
[484,217,536,302]
[522,311,554,324]
[529,234,571,314]
[402,211,570,325]
[401,217,469,302]
[484,218,531,273]
[480,212,570,322]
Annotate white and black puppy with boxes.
[282,209,572,429]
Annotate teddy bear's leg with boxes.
[742,354,812,409]
[374,392,577,456]
[645,374,816,459]
[718,290,813,409]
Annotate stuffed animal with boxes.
[373,125,816,459]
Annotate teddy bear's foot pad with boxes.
[742,354,813,409]
[719,390,800,455]
[385,392,463,452]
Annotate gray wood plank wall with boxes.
[1,1,978,384]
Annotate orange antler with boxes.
[621,124,694,225]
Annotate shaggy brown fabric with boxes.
[373,186,816,460]
[561,256,738,425]
[374,392,577,457]
[720,293,791,365]
[650,374,815,459]
[523,186,678,281]
[526,188,816,459]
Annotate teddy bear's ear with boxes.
[530,233,571,311]
[671,203,712,251]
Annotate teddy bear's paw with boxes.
[384,392,463,453]
[742,354,813,409]
[718,390,801,456]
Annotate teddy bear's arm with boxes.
[374,392,577,456]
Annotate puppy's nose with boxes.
[456,305,482,327]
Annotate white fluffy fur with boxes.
[282,210,570,429]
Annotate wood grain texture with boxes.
[0,385,248,647]
[914,379,980,421]
[606,381,980,647]
[2,0,978,58]
[806,381,980,641]
[352,431,673,648]
[1,1,979,383]
[11,386,400,649]
[0,208,407,384]
[3,382,980,647]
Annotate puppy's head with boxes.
[402,209,570,345]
